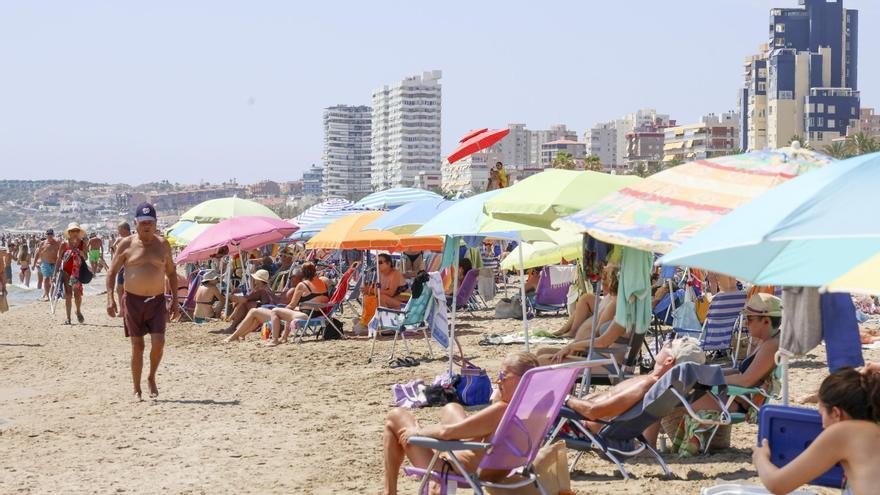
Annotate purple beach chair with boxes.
[452,269,483,313]
[530,266,573,316]
[404,359,611,495]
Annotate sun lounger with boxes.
[369,284,435,364]
[450,269,484,314]
[552,362,731,479]
[404,359,612,495]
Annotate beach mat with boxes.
[479,332,570,346]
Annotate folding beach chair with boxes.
[675,291,748,365]
[167,270,203,322]
[551,362,731,479]
[368,284,435,364]
[339,264,365,317]
[404,360,611,495]
[529,265,575,316]
[294,267,355,341]
[450,269,484,314]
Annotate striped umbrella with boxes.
[553,145,833,253]
[294,198,356,226]
[354,187,442,210]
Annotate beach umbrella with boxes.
[500,232,583,271]
[554,145,833,253]
[354,188,442,210]
[483,169,641,230]
[294,198,357,226]
[165,221,212,247]
[294,206,371,238]
[660,152,880,290]
[175,216,299,263]
[180,197,280,223]
[306,211,443,251]
[447,128,510,164]
[362,197,455,234]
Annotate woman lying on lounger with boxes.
[382,352,539,495]
[752,365,880,495]
[550,263,619,338]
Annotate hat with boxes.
[202,269,220,282]
[743,293,783,318]
[134,202,157,222]
[250,269,270,284]
[46,228,55,236]
[64,222,83,238]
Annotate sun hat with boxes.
[743,293,783,318]
[64,222,83,239]
[250,269,270,284]
[202,269,220,282]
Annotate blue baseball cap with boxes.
[134,202,157,222]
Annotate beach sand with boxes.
[1,294,872,494]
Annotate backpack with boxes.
[322,317,344,340]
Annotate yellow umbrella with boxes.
[500,236,582,271]
[306,211,443,251]
[825,252,880,295]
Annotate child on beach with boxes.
[752,363,880,495]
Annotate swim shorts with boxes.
[3,266,11,280]
[122,292,167,338]
[88,249,101,263]
[40,261,55,278]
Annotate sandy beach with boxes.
[1,294,873,494]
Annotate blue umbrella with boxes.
[660,152,880,288]
[294,198,357,226]
[362,198,454,234]
[354,187,442,210]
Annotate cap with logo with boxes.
[135,202,157,222]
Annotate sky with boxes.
[1,0,877,185]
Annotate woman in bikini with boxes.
[268,261,331,345]
[753,364,880,495]
[551,264,618,338]
[382,352,539,495]
[193,269,223,322]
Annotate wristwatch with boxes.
[563,394,572,408]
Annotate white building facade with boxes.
[371,71,443,191]
[322,105,372,199]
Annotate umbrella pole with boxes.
[449,238,459,377]
[777,349,792,406]
[580,278,603,397]
[518,235,529,353]
[223,256,232,319]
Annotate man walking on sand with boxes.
[106,203,179,401]
[33,229,60,301]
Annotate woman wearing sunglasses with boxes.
[382,352,539,495]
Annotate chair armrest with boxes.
[376,307,406,315]
[717,385,763,397]
[299,301,332,309]
[407,436,490,451]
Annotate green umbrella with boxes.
[179,197,280,224]
[482,169,641,229]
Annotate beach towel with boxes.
[781,286,823,355]
[426,272,450,349]
[391,379,428,409]
[821,292,864,372]
[614,247,652,335]
[547,265,576,288]
[479,332,569,346]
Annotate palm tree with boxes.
[632,163,648,178]
[583,154,603,172]
[551,151,576,170]
[647,162,663,176]
[822,141,850,159]
[845,132,880,157]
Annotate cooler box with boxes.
[757,405,844,489]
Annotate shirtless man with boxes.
[87,233,104,274]
[0,245,7,299]
[106,203,179,401]
[111,222,132,318]
[33,229,61,301]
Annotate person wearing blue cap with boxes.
[106,202,180,402]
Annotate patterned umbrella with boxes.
[294,198,356,226]
[354,188,442,210]
[554,145,833,253]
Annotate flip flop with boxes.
[76,313,85,324]
[387,358,406,369]
[402,356,420,367]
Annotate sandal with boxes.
[76,313,85,324]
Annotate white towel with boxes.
[426,272,450,349]
[547,265,577,289]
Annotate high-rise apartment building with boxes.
[540,140,587,168]
[587,109,671,171]
[663,112,740,164]
[371,71,442,191]
[527,124,576,168]
[301,163,324,197]
[740,0,859,150]
[322,105,372,200]
[860,108,880,138]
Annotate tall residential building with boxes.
[740,0,859,150]
[586,109,671,170]
[441,152,491,195]
[492,124,530,169]
[371,71,442,191]
[527,124,576,168]
[540,139,586,168]
[860,108,880,138]
[301,163,323,197]
[322,105,372,200]
[663,112,740,164]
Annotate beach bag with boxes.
[495,295,523,319]
[455,359,492,406]
[361,294,378,326]
[672,287,702,337]
[323,318,344,340]
[78,257,94,285]
[477,268,496,301]
[485,441,571,494]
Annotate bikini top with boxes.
[300,279,329,302]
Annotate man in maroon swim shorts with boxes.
[106,203,179,402]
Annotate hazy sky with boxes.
[1,0,877,185]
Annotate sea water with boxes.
[5,260,106,309]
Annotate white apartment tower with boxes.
[322,105,372,199]
[371,71,443,191]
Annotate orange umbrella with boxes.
[306,211,443,251]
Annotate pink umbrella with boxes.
[447,128,510,164]
[175,216,298,263]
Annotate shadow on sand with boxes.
[154,399,240,406]
[0,343,43,347]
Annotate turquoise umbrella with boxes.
[362,198,455,234]
[660,152,880,288]
[355,187,442,210]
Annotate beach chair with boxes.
[551,362,731,479]
[339,265,365,317]
[167,270,202,323]
[529,266,575,316]
[404,360,611,495]
[368,285,435,364]
[675,291,748,365]
[450,269,484,314]
[294,267,355,341]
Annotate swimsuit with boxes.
[88,249,101,263]
[40,261,55,278]
[122,292,167,338]
[300,280,329,303]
